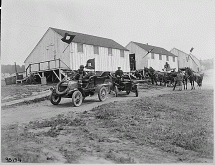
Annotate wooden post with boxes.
[38,63,40,71]
[29,64,31,73]
[59,69,62,81]
[59,59,61,68]
[48,61,50,70]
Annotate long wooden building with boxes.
[24,27,130,82]
[126,42,178,71]
[170,48,201,72]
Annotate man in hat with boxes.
[115,67,123,78]
[115,67,124,87]
[173,69,183,91]
[77,65,87,80]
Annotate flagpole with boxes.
[142,48,154,59]
[94,58,95,74]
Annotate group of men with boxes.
[74,65,124,80]
[75,64,184,91]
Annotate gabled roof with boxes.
[171,48,200,65]
[51,27,128,51]
[170,48,189,57]
[132,41,177,57]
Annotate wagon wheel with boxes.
[114,86,119,97]
[50,92,61,105]
[98,86,107,101]
[72,90,83,107]
[126,90,130,95]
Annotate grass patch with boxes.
[2,89,213,163]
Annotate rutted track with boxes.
[1,70,213,127]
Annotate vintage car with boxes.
[50,72,111,107]
[113,74,138,97]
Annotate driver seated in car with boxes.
[77,65,87,80]
[115,67,124,86]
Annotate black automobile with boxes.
[50,71,111,107]
[112,74,138,97]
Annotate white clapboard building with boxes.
[24,27,130,82]
[126,41,178,71]
[170,48,201,72]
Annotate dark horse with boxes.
[133,69,144,80]
[184,67,204,90]
[144,67,167,86]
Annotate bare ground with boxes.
[1,84,54,103]
[1,69,214,163]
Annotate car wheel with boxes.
[98,86,107,101]
[50,92,61,105]
[72,90,83,107]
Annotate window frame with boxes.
[151,53,154,59]
[159,54,162,60]
[108,48,112,56]
[120,50,124,57]
[77,43,84,53]
[94,45,99,55]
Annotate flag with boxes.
[148,48,154,54]
[61,33,76,44]
[142,48,154,58]
[190,47,194,53]
[85,58,95,69]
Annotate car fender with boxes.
[67,88,79,95]
[95,84,108,93]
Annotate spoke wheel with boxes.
[98,86,107,101]
[72,90,83,107]
[50,93,61,105]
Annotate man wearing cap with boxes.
[115,67,124,87]
[115,67,123,78]
[77,65,87,80]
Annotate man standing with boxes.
[164,62,170,71]
[173,70,183,91]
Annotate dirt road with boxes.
[2,69,213,126]
[1,69,213,164]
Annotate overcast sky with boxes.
[1,0,215,65]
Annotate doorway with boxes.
[129,54,136,71]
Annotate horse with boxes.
[144,67,167,86]
[194,72,204,89]
[185,67,196,90]
[133,69,144,80]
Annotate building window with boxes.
[77,43,83,53]
[173,56,175,62]
[159,54,162,60]
[120,50,124,57]
[94,45,99,55]
[108,48,112,55]
[166,55,169,61]
[151,53,154,59]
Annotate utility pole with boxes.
[14,62,18,78]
